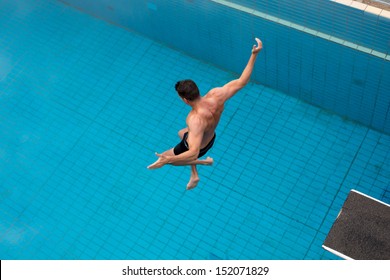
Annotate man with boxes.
[148,38,263,190]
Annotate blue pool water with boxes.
[0,0,389,259]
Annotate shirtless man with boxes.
[148,38,263,190]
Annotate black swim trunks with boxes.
[173,132,216,158]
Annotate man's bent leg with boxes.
[187,165,200,190]
[178,128,188,139]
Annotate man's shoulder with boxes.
[204,87,224,98]
[186,113,208,131]
[205,87,221,94]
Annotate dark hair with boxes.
[175,80,200,101]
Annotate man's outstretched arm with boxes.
[220,38,263,101]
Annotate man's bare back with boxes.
[148,38,263,190]
[188,89,224,149]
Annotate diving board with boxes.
[323,189,390,260]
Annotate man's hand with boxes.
[252,37,262,54]
[147,152,170,169]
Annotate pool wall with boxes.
[60,0,390,134]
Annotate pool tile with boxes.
[1,0,390,261]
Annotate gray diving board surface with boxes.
[323,189,390,260]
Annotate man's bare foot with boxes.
[186,176,200,190]
[199,157,213,166]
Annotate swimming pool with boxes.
[0,0,389,259]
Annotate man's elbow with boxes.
[235,78,248,90]
[188,149,199,161]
